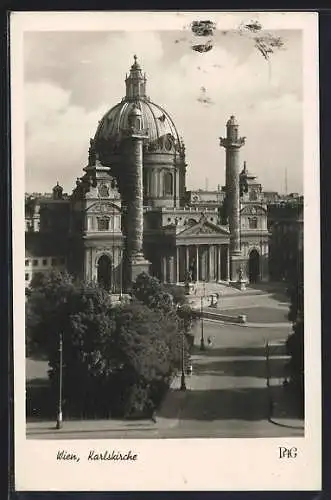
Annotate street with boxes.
[27,291,304,439]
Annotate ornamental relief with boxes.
[98,183,110,198]
[86,201,121,215]
[195,225,215,234]
[184,222,224,236]
[241,205,265,216]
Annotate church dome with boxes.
[94,56,181,150]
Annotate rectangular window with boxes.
[42,259,48,266]
[51,258,57,266]
[25,259,29,266]
[25,273,29,281]
[249,218,258,229]
[97,217,110,231]
[32,259,38,266]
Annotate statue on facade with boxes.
[219,196,229,225]
[185,270,193,284]
[239,161,249,197]
[237,265,246,291]
[88,138,97,166]
[184,269,194,295]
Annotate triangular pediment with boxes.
[177,220,230,237]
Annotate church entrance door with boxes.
[248,249,260,283]
[97,254,112,291]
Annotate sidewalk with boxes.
[27,374,187,437]
[268,382,304,431]
[27,418,156,436]
[27,413,176,437]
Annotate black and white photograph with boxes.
[12,11,321,491]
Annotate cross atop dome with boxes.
[132,54,139,68]
[125,55,147,100]
[52,181,63,200]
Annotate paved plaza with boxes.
[26,290,304,439]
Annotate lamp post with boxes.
[119,246,123,298]
[177,304,187,391]
[56,332,63,429]
[180,329,187,391]
[56,296,67,430]
[200,281,206,350]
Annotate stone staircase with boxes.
[192,281,268,298]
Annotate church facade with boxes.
[25,56,270,293]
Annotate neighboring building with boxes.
[267,200,303,282]
[25,186,70,286]
[25,56,301,291]
[263,191,281,204]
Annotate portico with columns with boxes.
[156,215,231,284]
[161,243,230,284]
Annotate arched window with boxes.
[164,172,173,196]
[233,127,238,140]
[97,216,110,231]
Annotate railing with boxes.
[143,206,218,213]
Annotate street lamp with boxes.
[176,304,187,391]
[56,296,66,430]
[119,246,123,298]
[180,329,187,391]
[200,281,206,350]
[56,331,63,429]
[112,206,116,294]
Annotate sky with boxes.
[24,27,303,195]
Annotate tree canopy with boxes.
[285,249,304,416]
[26,270,191,419]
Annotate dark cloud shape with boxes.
[241,20,263,33]
[191,20,217,37]
[192,40,213,53]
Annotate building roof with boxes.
[94,56,181,149]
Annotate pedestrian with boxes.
[151,410,157,423]
[207,336,212,348]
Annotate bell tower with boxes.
[125,55,148,101]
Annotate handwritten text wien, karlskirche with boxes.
[57,450,138,462]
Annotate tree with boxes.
[286,250,304,415]
[132,271,200,347]
[26,270,190,419]
[131,272,174,313]
[26,270,117,417]
[26,270,113,357]
[132,272,199,327]
[110,300,182,416]
[163,283,187,306]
